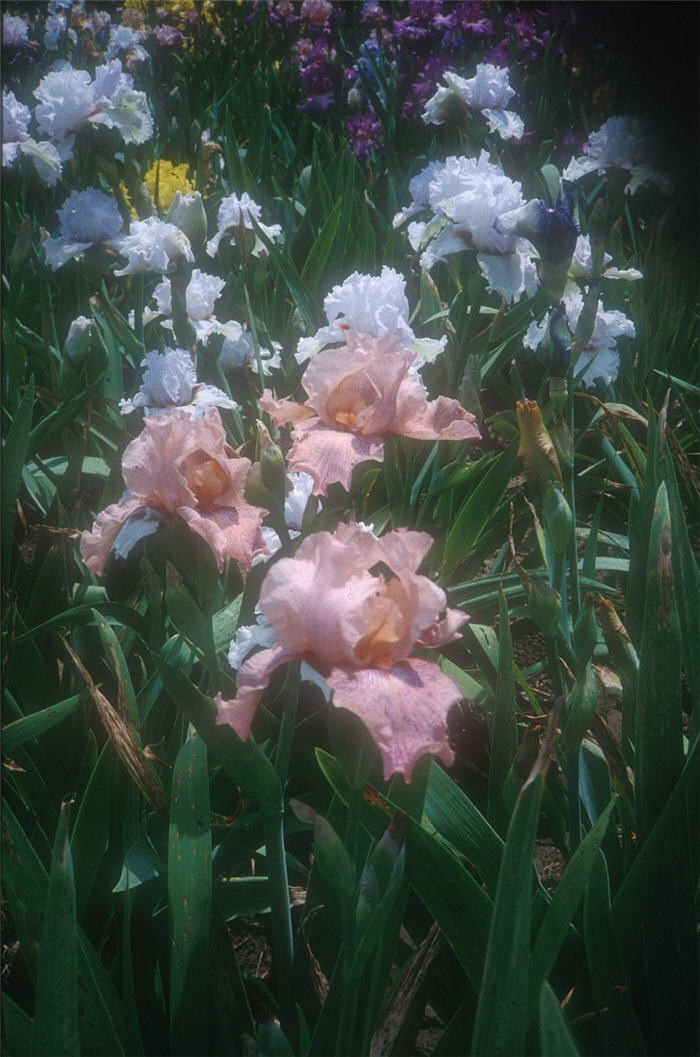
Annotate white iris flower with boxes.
[114,217,194,277]
[563,116,672,196]
[422,64,524,141]
[43,188,124,270]
[296,266,447,364]
[206,192,282,258]
[524,292,636,388]
[119,348,238,417]
[396,152,538,303]
[34,59,153,161]
[2,89,62,185]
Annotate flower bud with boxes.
[167,190,207,249]
[542,482,573,555]
[458,354,483,429]
[549,413,574,470]
[548,375,568,414]
[527,574,562,638]
[563,661,598,751]
[587,197,607,279]
[9,216,33,271]
[572,281,600,353]
[516,399,562,494]
[496,181,578,299]
[257,422,287,501]
[64,315,94,362]
[243,461,277,513]
[572,594,599,669]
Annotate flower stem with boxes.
[336,783,362,1056]
[564,382,580,621]
[266,666,300,1041]
[263,809,295,1037]
[133,274,145,346]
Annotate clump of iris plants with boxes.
[2,4,697,1057]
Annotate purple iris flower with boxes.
[346,112,384,159]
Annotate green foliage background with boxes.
[2,3,698,1056]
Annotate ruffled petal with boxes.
[286,422,384,494]
[177,502,268,572]
[80,497,148,574]
[214,644,292,740]
[392,378,481,441]
[260,534,383,667]
[476,250,536,303]
[327,659,461,781]
[481,107,524,141]
[43,237,90,270]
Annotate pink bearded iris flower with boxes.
[214,523,468,781]
[81,409,267,574]
[260,332,480,494]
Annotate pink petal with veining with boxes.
[80,497,148,575]
[335,527,450,651]
[259,531,387,667]
[302,336,413,434]
[177,502,268,572]
[392,377,481,441]
[327,658,461,781]
[286,421,384,494]
[214,644,292,739]
[122,408,252,512]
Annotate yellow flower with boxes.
[143,160,195,212]
[144,0,221,29]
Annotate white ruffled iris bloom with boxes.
[119,348,238,417]
[422,64,524,141]
[33,60,153,161]
[2,14,29,46]
[228,611,279,670]
[392,162,445,230]
[563,116,672,196]
[206,192,282,258]
[296,266,447,364]
[105,25,149,64]
[2,89,62,184]
[114,217,194,276]
[524,292,636,388]
[395,152,538,303]
[43,188,124,269]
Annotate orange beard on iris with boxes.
[354,573,410,668]
[181,450,229,508]
[324,371,378,432]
